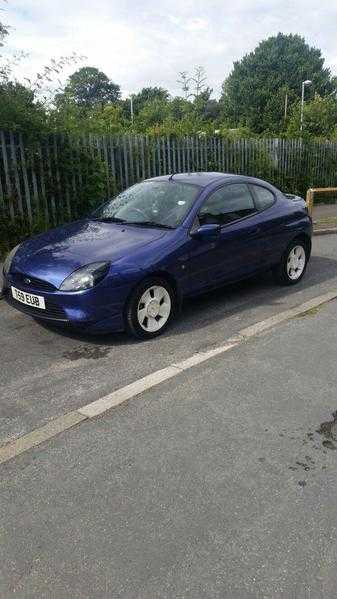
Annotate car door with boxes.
[187,183,265,290]
[249,184,285,267]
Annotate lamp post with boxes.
[284,92,288,122]
[130,95,134,124]
[300,80,312,133]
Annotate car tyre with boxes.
[273,239,308,286]
[125,277,175,339]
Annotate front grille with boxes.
[5,290,68,321]
[12,273,56,292]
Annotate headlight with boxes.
[3,244,21,276]
[59,262,110,292]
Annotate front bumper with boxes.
[3,271,131,333]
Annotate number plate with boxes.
[11,286,46,310]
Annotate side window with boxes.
[199,184,256,226]
[251,185,275,211]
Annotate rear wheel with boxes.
[274,240,308,285]
[125,277,174,339]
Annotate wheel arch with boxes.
[291,232,312,258]
[125,270,182,316]
[146,270,182,309]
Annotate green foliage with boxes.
[0,214,49,258]
[0,82,49,138]
[0,2,8,49]
[0,21,8,46]
[50,103,126,136]
[287,95,337,138]
[57,67,121,109]
[132,94,221,136]
[134,99,171,131]
[132,87,170,115]
[45,138,108,217]
[0,135,108,257]
[221,33,333,133]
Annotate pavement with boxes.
[1,235,337,597]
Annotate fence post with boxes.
[1,131,14,220]
[18,134,32,225]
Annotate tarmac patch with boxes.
[63,345,110,361]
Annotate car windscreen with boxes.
[92,181,200,229]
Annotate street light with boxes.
[130,95,134,124]
[300,79,312,133]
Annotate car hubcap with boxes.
[137,285,171,332]
[287,245,306,280]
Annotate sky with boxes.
[3,0,337,99]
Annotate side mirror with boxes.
[191,223,221,240]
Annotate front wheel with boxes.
[125,277,174,339]
[273,241,308,286]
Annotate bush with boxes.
[0,214,49,258]
[0,134,109,258]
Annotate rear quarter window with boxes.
[251,185,275,211]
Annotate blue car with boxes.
[2,172,312,339]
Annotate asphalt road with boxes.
[1,235,337,445]
[2,285,337,597]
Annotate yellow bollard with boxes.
[306,189,314,216]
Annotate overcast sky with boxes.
[3,0,337,98]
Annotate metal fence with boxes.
[2,131,337,226]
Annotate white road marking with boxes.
[0,411,86,464]
[1,290,337,465]
[240,291,337,338]
[78,366,180,418]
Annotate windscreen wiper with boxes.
[92,216,127,223]
[128,221,174,229]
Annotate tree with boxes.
[190,66,207,98]
[193,88,221,121]
[177,71,192,99]
[221,33,333,133]
[0,0,8,47]
[50,102,125,135]
[0,81,48,136]
[169,96,193,120]
[132,87,169,115]
[60,67,121,109]
[135,98,170,130]
[0,21,8,46]
[177,66,208,100]
[203,98,221,121]
[287,94,337,138]
[0,1,9,79]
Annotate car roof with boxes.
[146,172,277,190]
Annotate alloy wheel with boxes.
[137,285,172,332]
[287,245,306,280]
